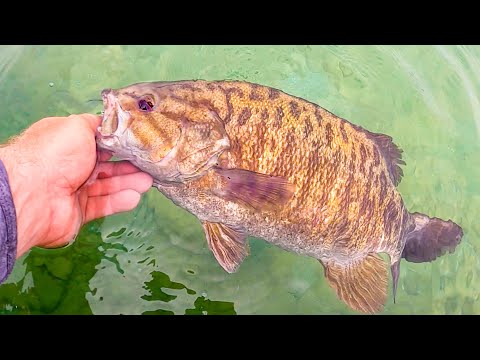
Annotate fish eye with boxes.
[138,97,155,111]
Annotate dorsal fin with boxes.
[371,132,405,186]
[352,124,406,186]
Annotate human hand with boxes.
[0,114,153,258]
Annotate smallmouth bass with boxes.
[96,80,463,313]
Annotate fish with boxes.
[95,80,464,314]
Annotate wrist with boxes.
[0,144,50,258]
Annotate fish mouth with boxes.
[95,131,116,150]
[96,89,120,150]
[97,88,131,142]
[99,89,117,134]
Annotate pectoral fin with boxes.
[211,167,296,212]
[203,222,249,273]
[320,253,388,314]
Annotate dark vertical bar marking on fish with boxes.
[350,151,356,173]
[224,89,234,124]
[268,87,280,100]
[372,145,380,167]
[274,107,284,128]
[286,130,296,145]
[289,101,301,119]
[325,123,333,148]
[340,122,348,143]
[315,108,323,124]
[238,107,252,126]
[383,197,398,238]
[359,144,367,164]
[224,88,243,124]
[206,83,217,91]
[303,117,313,139]
[249,84,263,100]
[359,144,367,173]
[358,166,374,217]
[379,172,388,200]
[261,109,269,121]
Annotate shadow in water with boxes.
[141,271,236,315]
[0,216,237,315]
[0,219,107,314]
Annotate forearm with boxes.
[0,145,49,266]
[0,157,17,284]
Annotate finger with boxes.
[84,189,142,223]
[95,160,144,179]
[98,150,113,162]
[87,172,153,196]
[68,113,102,133]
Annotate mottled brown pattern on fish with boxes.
[237,107,251,126]
[127,110,181,162]
[224,87,245,124]
[303,117,313,139]
[372,146,381,167]
[249,83,264,101]
[274,107,284,128]
[379,172,388,200]
[261,109,269,121]
[289,101,301,119]
[314,108,323,124]
[206,83,217,91]
[325,123,333,148]
[269,87,280,100]
[339,122,348,143]
[179,84,202,92]
[383,197,397,238]
[286,130,296,145]
[358,144,367,173]
[168,94,219,116]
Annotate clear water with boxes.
[0,45,478,315]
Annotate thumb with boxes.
[69,113,102,133]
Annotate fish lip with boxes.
[101,89,112,115]
[99,88,130,137]
[100,89,115,134]
[95,125,118,151]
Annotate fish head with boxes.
[96,81,230,182]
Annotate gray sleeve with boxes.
[0,159,17,284]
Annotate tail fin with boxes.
[402,212,463,263]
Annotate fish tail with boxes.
[402,212,463,263]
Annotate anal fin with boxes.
[320,253,388,314]
[203,222,249,273]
